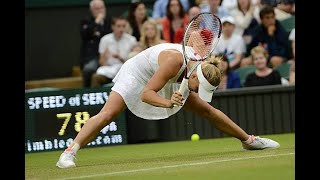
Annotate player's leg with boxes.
[72,91,126,147]
[183,92,280,150]
[56,91,126,168]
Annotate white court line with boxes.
[57,152,294,180]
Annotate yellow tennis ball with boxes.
[191,134,200,141]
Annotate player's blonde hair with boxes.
[201,56,222,87]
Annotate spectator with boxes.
[252,0,277,23]
[244,46,282,87]
[274,0,295,21]
[161,0,189,43]
[188,5,201,20]
[213,16,246,70]
[222,0,261,11]
[194,0,209,10]
[288,27,294,85]
[139,20,166,50]
[217,54,241,90]
[91,17,137,87]
[152,0,190,24]
[221,0,238,11]
[229,0,259,45]
[289,61,295,85]
[247,6,289,68]
[288,28,295,62]
[126,1,150,41]
[80,0,112,87]
[200,0,230,18]
[127,43,144,59]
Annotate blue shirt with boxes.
[200,6,230,19]
[152,0,190,19]
[227,72,241,89]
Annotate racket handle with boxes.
[173,78,189,107]
[178,78,189,95]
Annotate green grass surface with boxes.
[25,133,295,180]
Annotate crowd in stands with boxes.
[79,0,295,89]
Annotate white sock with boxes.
[70,143,80,154]
[243,135,254,144]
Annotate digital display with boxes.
[25,87,127,153]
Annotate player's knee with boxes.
[199,106,215,119]
[98,111,116,124]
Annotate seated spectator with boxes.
[252,0,278,23]
[194,0,209,10]
[274,0,295,21]
[200,0,230,19]
[188,5,201,20]
[289,61,295,85]
[288,28,295,63]
[161,0,189,44]
[126,1,150,41]
[152,0,190,24]
[80,0,112,87]
[217,54,241,90]
[139,20,166,50]
[91,17,137,87]
[246,6,289,68]
[127,43,144,59]
[288,27,294,85]
[229,0,259,45]
[221,0,238,11]
[212,16,246,70]
[244,46,282,87]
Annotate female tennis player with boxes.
[56,42,280,168]
[57,13,280,168]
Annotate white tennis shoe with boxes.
[242,135,280,150]
[56,149,76,168]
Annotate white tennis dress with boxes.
[112,43,189,120]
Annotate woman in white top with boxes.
[56,37,280,168]
[229,0,259,44]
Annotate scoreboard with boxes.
[25,87,127,153]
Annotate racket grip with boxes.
[173,78,189,107]
[178,78,189,95]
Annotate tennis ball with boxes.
[191,134,200,141]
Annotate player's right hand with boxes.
[170,91,184,107]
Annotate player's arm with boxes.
[141,50,183,108]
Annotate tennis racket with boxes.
[176,12,222,105]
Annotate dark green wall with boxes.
[25,1,154,81]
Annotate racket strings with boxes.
[184,13,221,61]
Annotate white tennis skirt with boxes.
[111,63,186,120]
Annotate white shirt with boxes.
[99,33,137,66]
[230,8,256,36]
[289,28,295,41]
[213,34,246,63]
